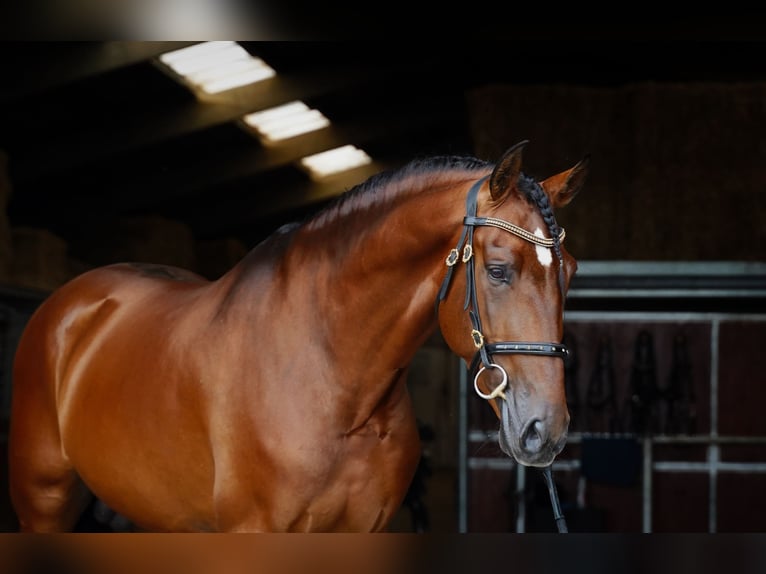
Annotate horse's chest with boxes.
[295,428,419,531]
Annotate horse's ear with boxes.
[489,140,529,201]
[540,154,590,208]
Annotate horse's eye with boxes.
[488,266,508,282]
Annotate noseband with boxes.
[436,176,570,402]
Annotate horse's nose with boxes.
[520,418,547,456]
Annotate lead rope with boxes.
[541,465,568,533]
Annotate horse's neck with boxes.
[214,177,472,431]
[285,183,468,371]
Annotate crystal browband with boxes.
[462,216,565,248]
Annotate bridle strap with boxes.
[435,177,484,311]
[436,176,485,311]
[463,216,566,247]
[467,342,570,383]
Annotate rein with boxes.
[436,175,570,533]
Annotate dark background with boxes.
[0,0,765,573]
[0,14,765,560]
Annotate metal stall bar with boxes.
[458,363,468,532]
[709,317,720,533]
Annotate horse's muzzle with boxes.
[499,402,569,467]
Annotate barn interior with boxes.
[0,39,765,534]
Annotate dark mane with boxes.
[351,155,492,198]
[305,155,492,230]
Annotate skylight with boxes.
[299,145,372,180]
[242,101,331,144]
[157,41,275,94]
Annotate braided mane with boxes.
[517,173,566,289]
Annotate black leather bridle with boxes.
[436,175,571,533]
[436,176,570,401]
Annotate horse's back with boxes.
[13,261,210,396]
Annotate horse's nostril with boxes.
[521,419,546,455]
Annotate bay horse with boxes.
[8,140,588,532]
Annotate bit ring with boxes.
[474,363,508,400]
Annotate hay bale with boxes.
[466,82,766,261]
[10,227,70,292]
[72,214,197,271]
[0,151,14,283]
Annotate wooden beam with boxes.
[0,42,197,103]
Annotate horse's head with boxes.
[438,141,588,467]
